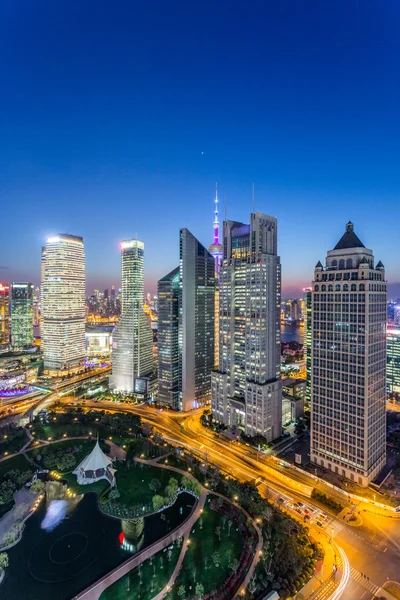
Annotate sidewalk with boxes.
[294,528,336,599]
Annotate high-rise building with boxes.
[0,283,10,348]
[211,212,282,441]
[304,288,312,407]
[10,283,33,349]
[290,299,301,322]
[180,228,215,411]
[395,305,400,327]
[110,239,153,393]
[41,235,86,371]
[387,327,400,394]
[157,229,216,411]
[310,222,386,485]
[157,267,180,409]
[208,184,224,370]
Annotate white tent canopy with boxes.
[73,440,115,486]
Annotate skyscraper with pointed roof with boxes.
[310,222,386,485]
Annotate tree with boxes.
[148,478,161,493]
[30,480,45,494]
[152,494,165,512]
[212,551,220,567]
[56,452,77,472]
[195,582,205,598]
[227,520,233,537]
[0,553,8,571]
[109,488,120,501]
[230,557,239,573]
[42,452,57,469]
[177,585,186,599]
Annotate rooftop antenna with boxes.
[252,182,255,215]
[224,193,227,222]
[213,182,219,244]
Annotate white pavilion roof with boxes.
[73,441,112,474]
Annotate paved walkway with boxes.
[74,488,207,600]
[150,525,192,600]
[76,456,264,600]
[105,440,127,460]
[0,488,37,547]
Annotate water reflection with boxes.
[41,481,82,531]
[120,517,145,553]
[2,491,195,600]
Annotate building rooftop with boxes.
[159,266,180,282]
[333,221,365,250]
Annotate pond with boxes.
[1,491,195,600]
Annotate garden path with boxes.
[74,487,207,600]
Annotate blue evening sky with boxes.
[1,0,400,297]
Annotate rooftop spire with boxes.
[334,221,365,251]
[213,182,219,244]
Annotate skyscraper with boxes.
[157,229,216,411]
[0,283,10,348]
[211,212,282,441]
[180,228,216,411]
[41,235,86,371]
[158,267,180,408]
[387,327,400,394]
[304,288,312,407]
[110,239,153,393]
[310,222,386,485]
[208,184,224,370]
[10,283,33,349]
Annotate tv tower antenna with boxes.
[213,182,219,244]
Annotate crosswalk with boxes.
[308,577,337,600]
[350,567,380,596]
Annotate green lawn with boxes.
[0,453,33,478]
[115,462,182,510]
[62,471,110,496]
[0,429,29,456]
[100,541,182,600]
[170,496,243,598]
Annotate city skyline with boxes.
[2,2,400,297]
[3,215,400,300]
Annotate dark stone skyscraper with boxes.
[157,229,215,411]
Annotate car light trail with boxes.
[328,544,350,600]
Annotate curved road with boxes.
[64,400,400,600]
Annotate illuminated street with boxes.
[54,399,400,599]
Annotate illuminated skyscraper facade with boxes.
[41,235,86,371]
[0,283,10,348]
[304,288,312,407]
[387,327,400,394]
[310,222,386,485]
[110,239,153,392]
[211,212,282,441]
[157,229,215,411]
[10,283,33,349]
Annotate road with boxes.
[0,367,111,428]
[57,399,400,599]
